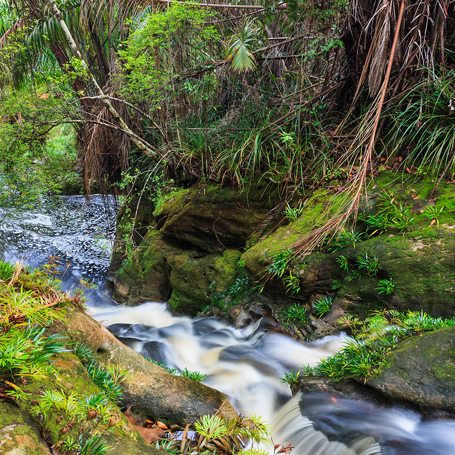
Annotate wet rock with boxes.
[154,186,270,253]
[365,327,455,414]
[305,297,352,341]
[49,309,238,425]
[291,376,387,405]
[140,341,166,362]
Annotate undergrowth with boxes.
[0,259,122,455]
[300,309,455,382]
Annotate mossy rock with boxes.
[0,401,51,454]
[48,309,238,425]
[366,327,455,413]
[167,249,242,315]
[241,174,455,319]
[113,227,243,313]
[154,185,271,253]
[112,230,176,304]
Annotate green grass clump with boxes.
[281,369,301,386]
[282,302,307,326]
[313,296,334,318]
[180,367,207,382]
[303,309,455,382]
[147,360,206,382]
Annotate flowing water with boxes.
[2,196,455,455]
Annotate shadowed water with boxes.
[2,196,455,454]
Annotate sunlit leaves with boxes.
[226,20,260,73]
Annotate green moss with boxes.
[0,401,50,454]
[168,249,242,315]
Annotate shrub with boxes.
[313,296,334,318]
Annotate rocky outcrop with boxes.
[292,327,455,416]
[365,327,455,414]
[241,176,455,334]
[153,186,270,253]
[111,185,271,314]
[50,309,237,425]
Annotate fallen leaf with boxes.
[430,219,436,226]
[331,396,338,403]
[157,421,168,430]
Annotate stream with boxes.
[2,196,455,455]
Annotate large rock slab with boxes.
[154,186,270,253]
[241,176,455,319]
[50,309,237,424]
[366,327,455,413]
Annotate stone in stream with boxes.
[366,326,455,415]
[140,340,166,363]
[293,327,455,417]
[49,308,238,425]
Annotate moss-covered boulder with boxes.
[17,351,151,453]
[49,309,237,425]
[112,230,175,304]
[167,249,242,314]
[111,185,269,313]
[113,230,243,314]
[365,327,455,413]
[241,175,455,321]
[154,186,270,253]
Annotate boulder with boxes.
[113,228,243,313]
[18,351,150,450]
[112,230,175,304]
[154,186,270,253]
[50,309,238,424]
[365,327,455,414]
[241,175,455,320]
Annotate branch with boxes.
[78,95,167,142]
[157,0,289,9]
[40,119,161,154]
[47,0,158,159]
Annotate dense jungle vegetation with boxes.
[1,2,455,453]
[0,0,454,252]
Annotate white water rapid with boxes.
[88,302,455,455]
[2,196,455,455]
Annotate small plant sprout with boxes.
[285,201,304,222]
[332,280,343,290]
[423,205,444,226]
[377,278,394,295]
[284,272,300,295]
[267,249,295,279]
[328,229,364,252]
[336,255,350,272]
[357,254,381,277]
[314,296,334,318]
[281,369,301,386]
[180,368,207,382]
